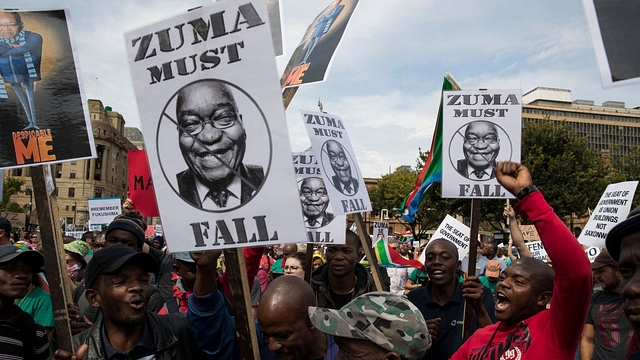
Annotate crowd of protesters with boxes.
[0,161,639,359]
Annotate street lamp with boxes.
[25,186,32,229]
[380,208,389,222]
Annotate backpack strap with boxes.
[164,298,180,314]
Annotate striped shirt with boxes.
[0,306,49,360]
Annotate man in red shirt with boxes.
[451,162,593,360]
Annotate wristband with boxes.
[516,185,538,201]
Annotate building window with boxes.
[95,189,102,198]
[12,168,22,176]
[71,161,77,165]
[68,188,75,197]
[70,170,76,179]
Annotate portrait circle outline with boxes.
[156,78,273,212]
[319,140,360,196]
[448,120,512,181]
[297,177,335,228]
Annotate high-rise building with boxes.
[3,99,137,231]
[522,87,640,157]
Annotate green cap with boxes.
[64,240,90,258]
[308,291,431,360]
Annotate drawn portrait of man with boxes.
[324,140,358,195]
[457,121,500,180]
[174,80,265,210]
[300,177,334,228]
[0,12,43,130]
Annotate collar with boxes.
[196,168,243,208]
[466,164,491,180]
[425,280,463,305]
[101,320,154,360]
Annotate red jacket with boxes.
[450,191,592,360]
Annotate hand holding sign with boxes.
[495,161,533,196]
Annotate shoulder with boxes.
[244,164,265,180]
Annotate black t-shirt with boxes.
[586,290,632,360]
[329,289,354,310]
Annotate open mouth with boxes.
[431,269,445,280]
[129,297,146,311]
[495,291,511,312]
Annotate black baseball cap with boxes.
[0,245,44,269]
[85,244,158,289]
[0,217,12,234]
[606,205,640,261]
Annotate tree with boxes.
[1,177,25,212]
[522,120,622,227]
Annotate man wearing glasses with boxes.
[456,121,501,180]
[175,80,264,210]
[300,177,335,228]
[0,12,43,130]
[325,140,358,195]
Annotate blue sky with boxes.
[7,0,640,178]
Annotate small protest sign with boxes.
[441,90,522,199]
[420,214,471,263]
[128,150,159,217]
[519,225,540,241]
[293,151,345,244]
[373,221,389,244]
[584,246,602,263]
[0,10,95,170]
[301,110,371,215]
[88,198,121,225]
[281,0,360,88]
[578,181,638,248]
[526,240,548,262]
[125,0,306,252]
[1,212,26,229]
[64,231,85,239]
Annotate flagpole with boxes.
[462,198,482,338]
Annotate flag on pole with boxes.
[400,74,460,222]
[374,238,424,268]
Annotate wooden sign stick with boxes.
[31,165,74,351]
[304,243,314,283]
[462,198,482,339]
[354,213,383,291]
[223,248,260,360]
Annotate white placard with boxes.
[526,240,548,262]
[301,110,371,215]
[420,214,471,263]
[373,221,389,244]
[585,246,602,263]
[293,152,345,244]
[88,198,122,225]
[125,1,306,252]
[442,90,522,198]
[578,181,638,248]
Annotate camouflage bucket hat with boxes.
[64,240,90,258]
[309,291,431,360]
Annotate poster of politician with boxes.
[281,0,360,88]
[126,0,306,252]
[582,0,640,87]
[301,110,371,216]
[0,10,95,169]
[293,152,345,244]
[441,90,522,198]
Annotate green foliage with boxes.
[2,177,25,211]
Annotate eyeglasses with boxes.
[464,135,498,145]
[284,266,302,271]
[179,112,240,135]
[301,189,328,198]
[0,24,19,29]
[328,152,347,163]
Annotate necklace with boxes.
[16,286,35,307]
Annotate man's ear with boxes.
[85,282,102,309]
[383,352,403,360]
[173,264,181,276]
[537,290,552,308]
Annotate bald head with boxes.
[511,257,554,293]
[426,238,459,263]
[283,243,298,258]
[259,275,315,317]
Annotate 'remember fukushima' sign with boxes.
[125,0,306,252]
[88,197,121,225]
[0,10,95,170]
[441,90,522,198]
[301,110,371,216]
[293,152,345,244]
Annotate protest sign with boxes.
[155,224,163,236]
[88,197,121,225]
[1,212,26,229]
[373,221,389,243]
[582,0,640,87]
[301,110,371,215]
[526,240,548,262]
[293,152,345,244]
[0,10,95,170]
[441,90,522,198]
[578,181,638,248]
[64,231,85,239]
[125,0,306,252]
[420,214,471,263]
[128,149,159,217]
[145,224,156,238]
[281,0,360,88]
[519,225,540,241]
[585,246,602,263]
